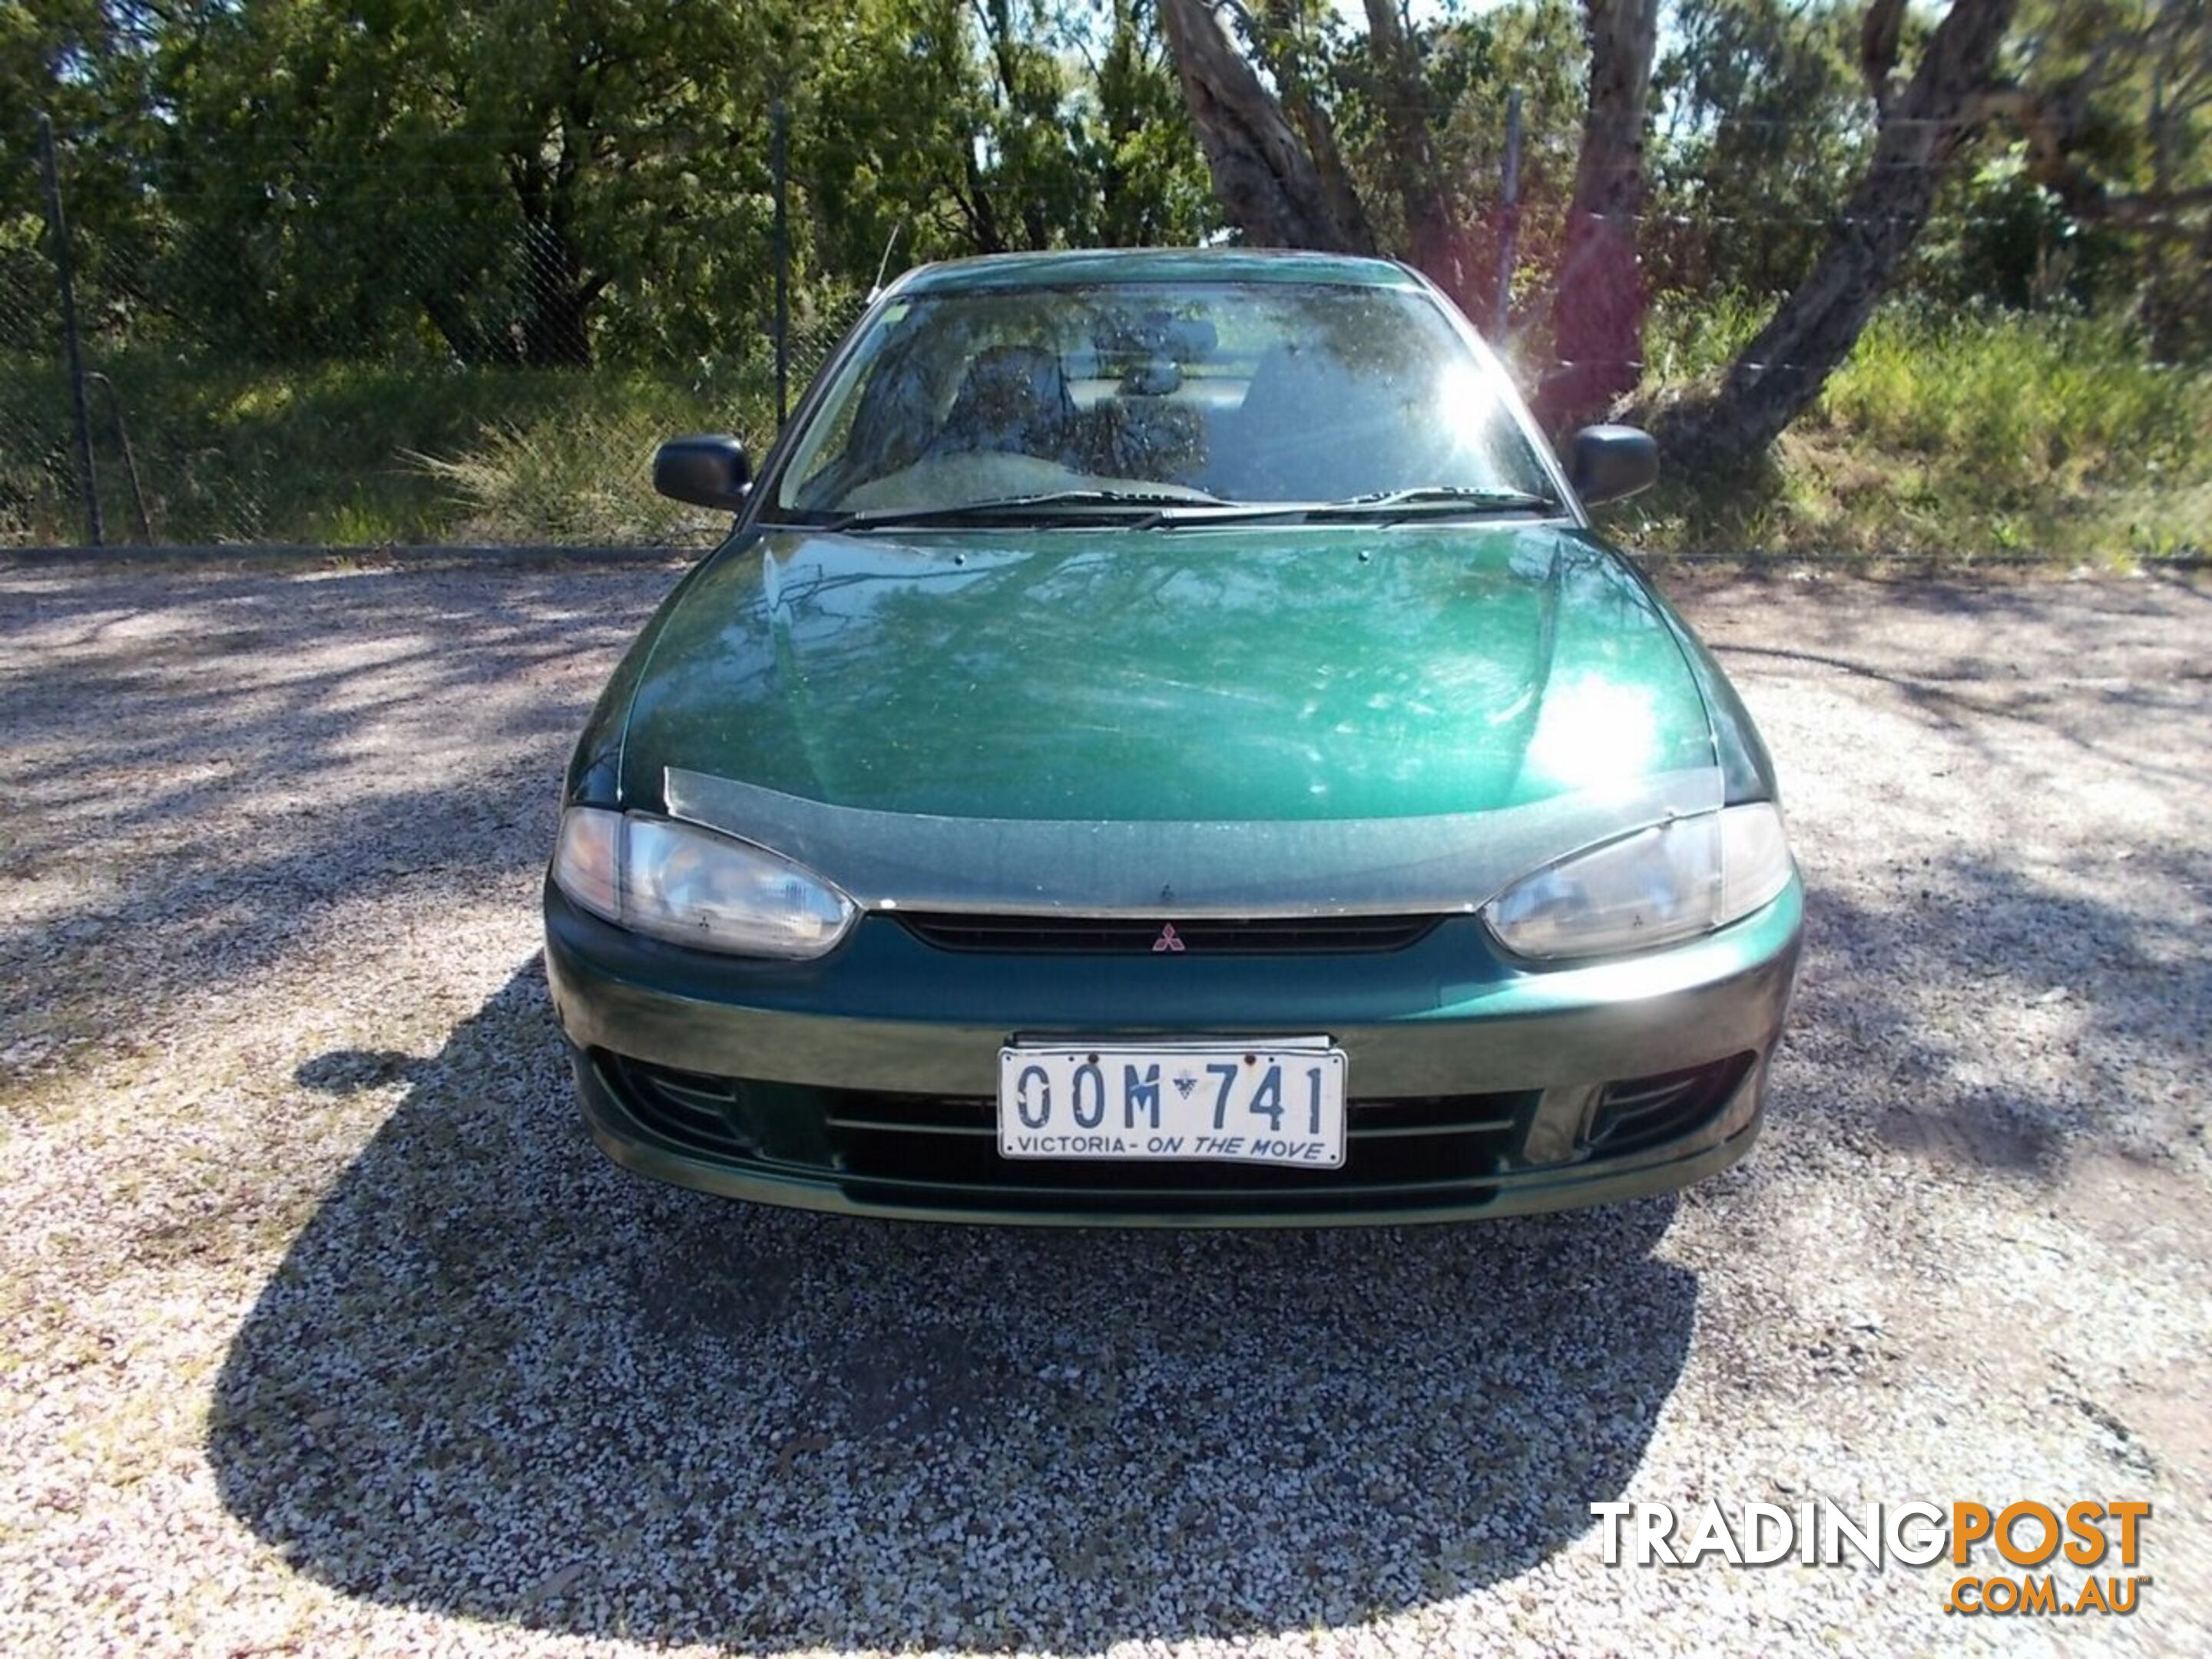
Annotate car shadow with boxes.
[208,960,1695,1649]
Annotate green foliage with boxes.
[1913,151,2104,312]
[142,0,797,367]
[1926,0,2212,355]
[1266,0,1584,320]
[1616,298,2212,563]
[802,0,1209,271]
[11,0,1214,374]
[1647,0,1873,298]
[6,0,2209,556]
[1091,0,1218,247]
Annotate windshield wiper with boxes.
[814,482,1557,533]
[1307,485,1559,518]
[823,488,1229,531]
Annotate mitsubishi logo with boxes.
[1151,922,1187,954]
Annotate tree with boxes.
[1659,0,2022,460]
[1156,0,1664,416]
[807,0,1213,276]
[1369,0,1588,332]
[1,0,171,342]
[1647,0,1872,299]
[1155,0,1375,249]
[148,0,796,367]
[1091,0,1220,248]
[1538,0,1663,425]
[1985,0,2212,356]
[1363,0,1462,296]
[1254,1,1378,255]
[10,0,1216,370]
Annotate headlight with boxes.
[1482,803,1793,962]
[551,806,856,959]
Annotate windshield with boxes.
[770,280,1557,522]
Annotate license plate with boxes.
[997,1038,1346,1167]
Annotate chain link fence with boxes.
[1,197,78,545]
[3,124,866,551]
[8,108,2207,564]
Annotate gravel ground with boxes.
[0,558,2205,1657]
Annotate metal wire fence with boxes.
[3,121,866,551]
[8,111,2207,562]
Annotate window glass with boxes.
[773,281,1551,514]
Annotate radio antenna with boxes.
[869,223,905,300]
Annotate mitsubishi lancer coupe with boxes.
[544,248,1803,1226]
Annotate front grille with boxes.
[599,1051,1526,1217]
[1587,1053,1754,1154]
[826,1088,1528,1214]
[896,912,1442,955]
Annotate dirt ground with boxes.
[1,558,2205,1657]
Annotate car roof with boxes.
[889,247,1423,296]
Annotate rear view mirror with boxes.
[654,435,752,511]
[1568,425,1659,506]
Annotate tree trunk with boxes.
[1537,0,1661,431]
[1363,0,1466,304]
[522,283,594,368]
[1659,0,2020,461]
[1260,1,1375,254]
[1157,0,1375,250]
[420,287,518,366]
[518,220,598,368]
[957,145,1009,255]
[505,144,598,367]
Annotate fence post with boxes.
[772,98,790,431]
[88,373,151,543]
[37,111,102,548]
[1494,89,1522,348]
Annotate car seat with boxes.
[1213,342,1412,501]
[926,345,1078,461]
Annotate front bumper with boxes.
[545,878,1803,1227]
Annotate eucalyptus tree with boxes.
[1658,0,2022,458]
[1154,0,1666,424]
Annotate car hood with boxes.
[619,522,1716,823]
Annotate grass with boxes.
[5,301,2207,561]
[0,353,778,548]
[1608,300,2212,567]
[407,411,740,547]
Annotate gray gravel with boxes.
[0,558,2205,1657]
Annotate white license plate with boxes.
[997,1038,1346,1168]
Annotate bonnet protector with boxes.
[662,765,1726,919]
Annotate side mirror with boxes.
[653,435,752,511]
[1567,424,1658,506]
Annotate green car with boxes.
[545,248,1802,1227]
